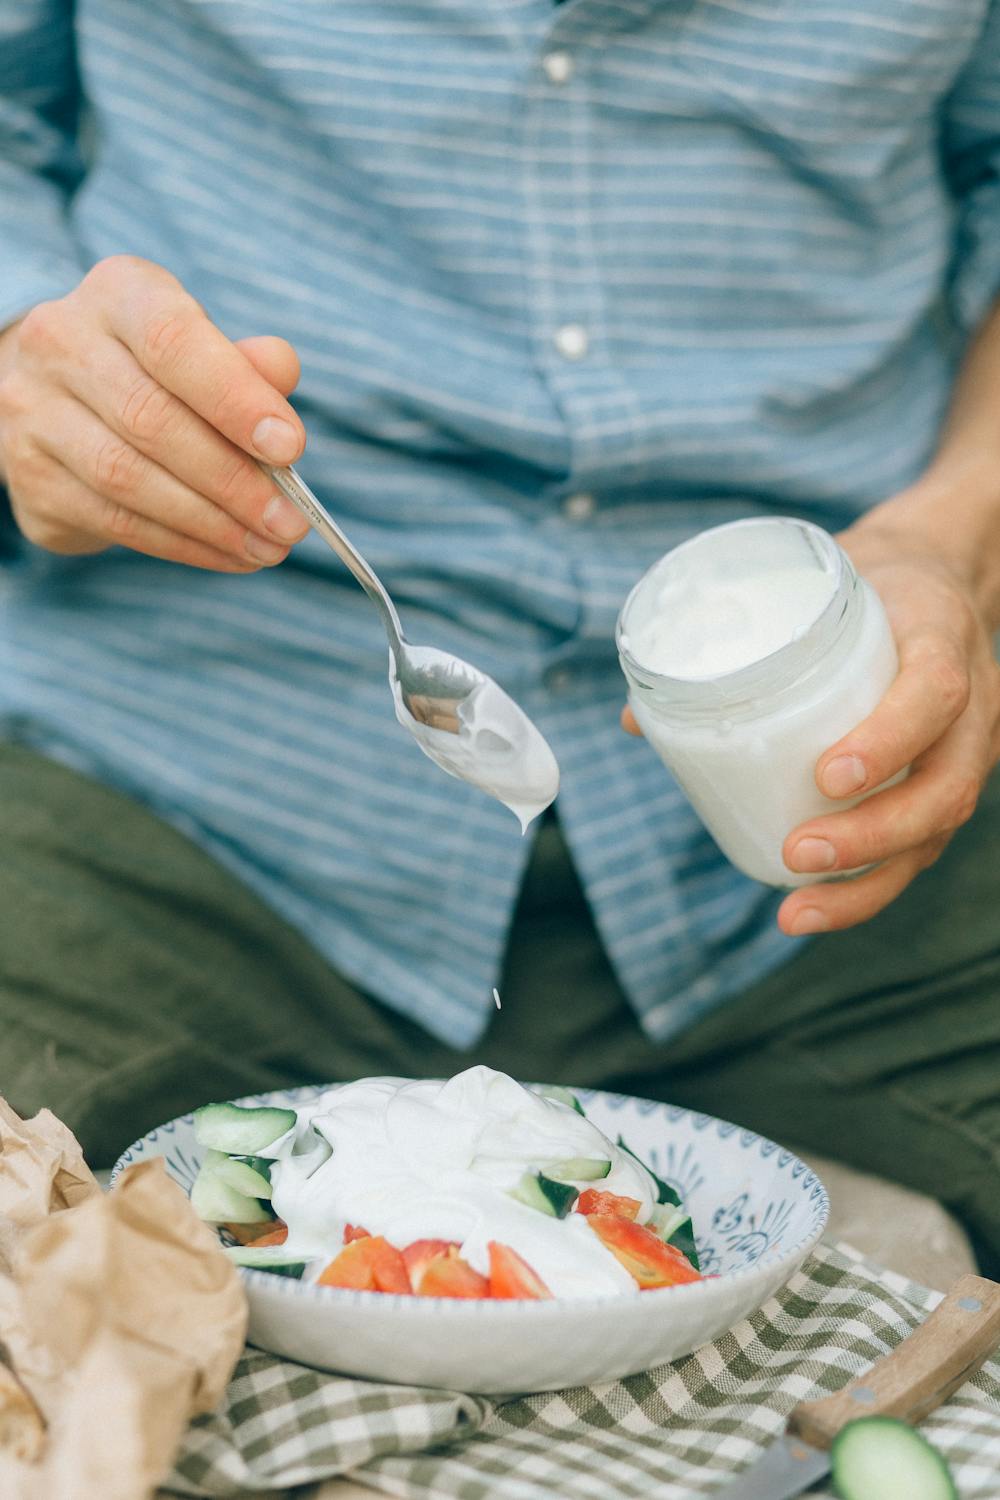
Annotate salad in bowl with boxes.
[190,1065,701,1299]
[116,1065,828,1389]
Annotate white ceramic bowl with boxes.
[113,1083,828,1394]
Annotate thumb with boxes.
[621,705,643,737]
[234,335,301,397]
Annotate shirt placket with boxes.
[518,3,653,473]
[515,1,660,663]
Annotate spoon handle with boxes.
[263,464,405,645]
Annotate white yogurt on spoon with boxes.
[265,1066,656,1297]
[390,662,560,832]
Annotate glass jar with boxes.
[616,517,900,887]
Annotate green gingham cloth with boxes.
[163,1241,1000,1499]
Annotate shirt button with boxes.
[542,51,574,85]
[562,492,596,521]
[553,323,589,361]
[546,667,574,694]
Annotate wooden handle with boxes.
[788,1273,1000,1450]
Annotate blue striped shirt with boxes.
[2,1,999,1047]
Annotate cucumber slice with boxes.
[510,1171,579,1218]
[649,1203,686,1239]
[245,1154,276,1177]
[667,1219,700,1271]
[649,1204,700,1271]
[831,1418,958,1500]
[190,1162,273,1225]
[538,1085,585,1116]
[224,1246,306,1279]
[538,1172,579,1216]
[546,1157,612,1182]
[213,1156,273,1200]
[617,1136,682,1207]
[193,1102,296,1155]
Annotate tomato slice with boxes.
[317,1238,375,1290]
[414,1246,489,1299]
[586,1214,701,1288]
[223,1220,289,1246]
[317,1235,412,1293]
[575,1189,641,1220]
[343,1223,371,1243]
[401,1238,460,1291]
[369,1238,413,1293]
[487,1241,552,1300]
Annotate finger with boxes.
[814,631,971,801]
[621,705,642,736]
[784,729,986,875]
[234,335,301,398]
[777,837,949,935]
[11,446,265,573]
[94,257,306,464]
[57,331,309,546]
[38,392,292,567]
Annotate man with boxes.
[1,2,998,1271]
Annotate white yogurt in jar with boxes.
[617,518,900,888]
[628,565,837,680]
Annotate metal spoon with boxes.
[263,465,560,826]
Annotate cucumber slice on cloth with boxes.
[831,1418,958,1500]
[510,1171,579,1218]
[224,1246,306,1279]
[193,1102,296,1154]
[190,1163,272,1225]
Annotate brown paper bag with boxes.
[0,1101,248,1500]
[0,1099,99,1262]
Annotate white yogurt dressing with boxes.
[626,561,836,680]
[390,659,560,832]
[264,1066,657,1297]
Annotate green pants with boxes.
[3,743,998,1275]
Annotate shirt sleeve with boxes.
[942,1,1000,333]
[0,0,88,330]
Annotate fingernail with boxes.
[788,837,836,873]
[252,417,299,463]
[263,496,309,542]
[822,754,866,798]
[790,907,829,936]
[244,533,287,564]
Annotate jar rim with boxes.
[616,516,856,715]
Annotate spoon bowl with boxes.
[389,643,480,734]
[265,465,560,827]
